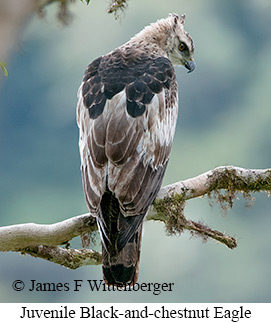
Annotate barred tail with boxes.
[98,190,144,286]
[102,224,143,286]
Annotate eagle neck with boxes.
[127,19,176,59]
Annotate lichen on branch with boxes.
[22,245,102,268]
[206,166,271,211]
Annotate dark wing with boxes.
[81,48,175,119]
[77,47,178,251]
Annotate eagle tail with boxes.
[102,224,143,286]
[99,190,144,286]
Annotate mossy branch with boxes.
[0,166,270,268]
[22,245,102,269]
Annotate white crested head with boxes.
[166,14,195,68]
[131,13,195,72]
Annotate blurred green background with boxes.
[0,0,270,302]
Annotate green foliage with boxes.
[108,0,128,18]
[0,62,8,77]
[80,0,91,4]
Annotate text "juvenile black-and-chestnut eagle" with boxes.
[77,14,195,286]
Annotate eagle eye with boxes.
[178,42,187,52]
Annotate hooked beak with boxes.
[185,59,196,73]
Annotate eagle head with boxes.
[166,13,195,73]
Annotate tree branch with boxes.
[0,166,270,268]
[0,0,36,69]
[154,165,271,201]
[22,245,102,269]
[0,0,124,77]
[0,213,97,252]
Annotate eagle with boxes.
[76,13,195,286]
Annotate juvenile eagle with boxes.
[77,14,195,286]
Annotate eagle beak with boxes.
[185,59,196,73]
